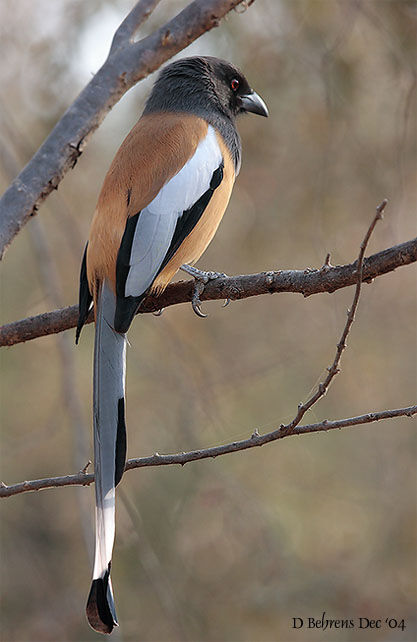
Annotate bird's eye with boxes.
[230,78,239,92]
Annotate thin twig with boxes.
[1,235,416,347]
[279,199,388,436]
[1,404,415,498]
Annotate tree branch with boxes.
[1,236,415,347]
[2,201,415,500]
[0,0,251,259]
[279,198,387,436]
[1,405,415,498]
[110,0,161,53]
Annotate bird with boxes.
[76,55,268,634]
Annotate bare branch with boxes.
[1,236,415,347]
[1,405,415,498]
[2,202,415,500]
[110,0,161,53]
[279,199,387,436]
[0,0,251,258]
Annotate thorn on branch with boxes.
[282,199,386,437]
[327,366,340,375]
[376,198,388,216]
[2,235,416,347]
[321,253,333,270]
[68,140,84,168]
[1,405,416,497]
[79,460,92,475]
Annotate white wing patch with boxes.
[125,126,222,297]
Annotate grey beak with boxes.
[240,90,269,117]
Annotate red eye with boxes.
[231,78,239,91]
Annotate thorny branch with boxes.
[0,0,252,258]
[1,406,416,498]
[279,198,387,436]
[1,236,416,347]
[2,200,415,499]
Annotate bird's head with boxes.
[144,56,268,120]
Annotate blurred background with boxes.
[0,1,416,641]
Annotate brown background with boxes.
[1,1,416,641]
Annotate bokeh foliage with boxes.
[1,1,416,640]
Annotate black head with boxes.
[144,56,268,121]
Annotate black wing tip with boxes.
[86,575,118,635]
[75,325,82,345]
[114,295,143,334]
[77,242,93,345]
[76,310,90,345]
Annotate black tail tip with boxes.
[86,574,118,635]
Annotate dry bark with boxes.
[1,237,415,347]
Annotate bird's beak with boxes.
[240,90,269,117]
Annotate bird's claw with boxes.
[181,264,228,318]
[191,279,208,318]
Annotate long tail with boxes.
[86,280,127,635]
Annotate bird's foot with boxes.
[180,264,227,318]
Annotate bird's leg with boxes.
[180,264,227,318]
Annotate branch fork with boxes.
[2,199,416,500]
[0,4,414,501]
[1,235,416,347]
[0,0,252,259]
